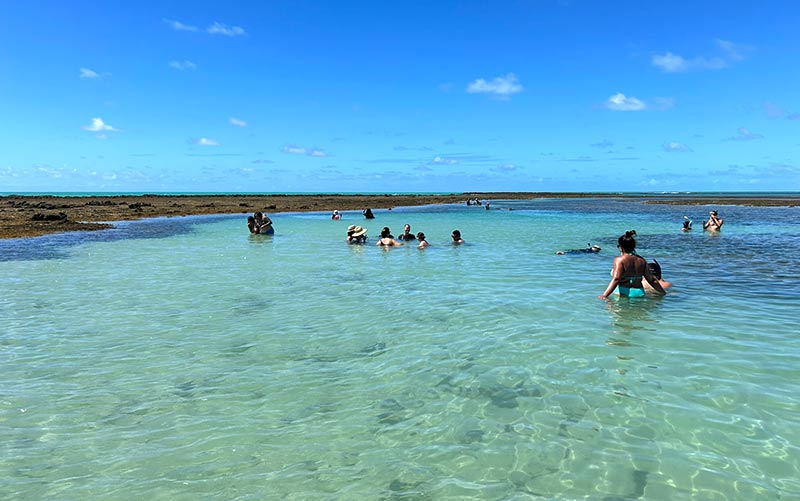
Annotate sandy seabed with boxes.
[1,192,797,239]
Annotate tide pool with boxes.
[2,198,799,499]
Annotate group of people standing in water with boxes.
[346,223,464,249]
[248,207,724,299]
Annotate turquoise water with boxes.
[2,198,799,499]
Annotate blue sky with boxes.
[2,1,799,193]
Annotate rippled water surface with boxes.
[2,198,799,499]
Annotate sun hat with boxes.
[347,225,356,232]
[352,226,367,237]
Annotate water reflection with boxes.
[0,214,236,262]
[604,296,664,345]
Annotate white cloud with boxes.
[466,73,523,99]
[164,18,198,32]
[432,155,458,165]
[79,68,104,79]
[651,52,689,72]
[195,137,220,146]
[229,117,247,127]
[207,22,246,37]
[282,144,329,157]
[82,117,116,132]
[727,127,763,141]
[652,39,751,73]
[662,141,692,152]
[605,93,646,111]
[169,60,197,70]
[715,39,753,61]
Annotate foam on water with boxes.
[2,198,799,498]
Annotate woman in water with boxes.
[376,227,403,247]
[416,232,429,249]
[599,230,665,299]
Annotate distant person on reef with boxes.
[331,210,341,220]
[599,230,665,299]
[556,244,601,255]
[398,224,416,241]
[682,216,692,231]
[703,210,723,232]
[451,229,465,245]
[376,227,403,247]
[363,208,375,219]
[416,232,429,249]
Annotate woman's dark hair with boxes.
[247,216,255,222]
[380,227,391,238]
[416,232,425,240]
[452,229,461,238]
[648,259,662,280]
[618,230,637,253]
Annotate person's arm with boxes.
[599,258,622,299]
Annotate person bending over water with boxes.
[703,210,723,232]
[252,212,274,234]
[599,230,665,299]
[416,232,429,249]
[643,259,672,293]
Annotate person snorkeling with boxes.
[556,243,601,255]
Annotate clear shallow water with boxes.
[2,198,799,499]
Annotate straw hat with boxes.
[347,225,356,232]
[352,226,367,237]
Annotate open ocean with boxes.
[1,196,799,499]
